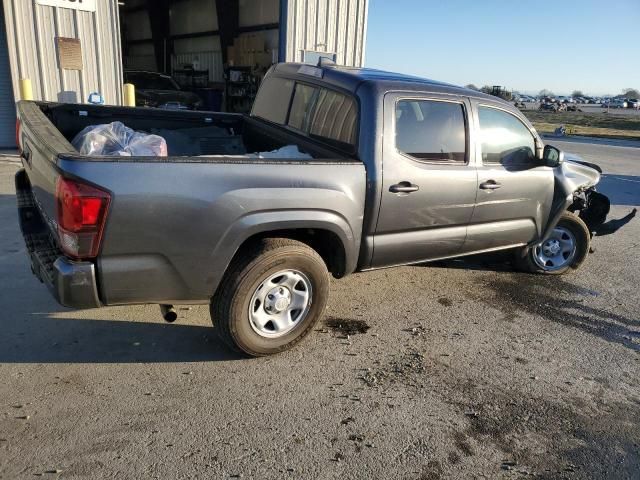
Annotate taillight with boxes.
[15,119,21,153]
[55,177,111,259]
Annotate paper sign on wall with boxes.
[57,37,83,70]
[36,0,97,12]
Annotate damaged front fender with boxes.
[539,155,609,241]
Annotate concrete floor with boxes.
[0,138,638,479]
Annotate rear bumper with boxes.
[16,169,102,309]
[32,255,102,309]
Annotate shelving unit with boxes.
[224,66,259,113]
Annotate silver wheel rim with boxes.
[248,270,313,338]
[533,226,577,271]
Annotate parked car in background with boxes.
[124,70,204,110]
[609,99,628,108]
[626,98,639,109]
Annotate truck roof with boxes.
[272,62,504,104]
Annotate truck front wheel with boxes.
[211,238,330,356]
[515,212,590,275]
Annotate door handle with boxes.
[479,180,502,190]
[390,182,420,194]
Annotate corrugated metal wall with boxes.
[284,0,368,67]
[172,51,224,82]
[2,0,123,106]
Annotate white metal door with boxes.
[0,6,16,148]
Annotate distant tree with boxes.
[571,90,584,98]
[479,85,512,101]
[539,89,554,97]
[465,84,479,91]
[622,88,640,98]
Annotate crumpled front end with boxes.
[541,154,610,241]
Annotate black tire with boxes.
[211,238,330,356]
[514,212,590,275]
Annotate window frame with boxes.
[393,97,470,166]
[476,104,539,166]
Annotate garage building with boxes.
[0,0,369,148]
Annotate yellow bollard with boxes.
[19,78,33,101]
[123,83,136,107]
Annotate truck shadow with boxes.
[0,303,244,363]
[0,310,242,363]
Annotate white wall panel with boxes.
[174,35,220,54]
[172,50,223,82]
[239,0,279,27]
[171,0,217,35]
[2,0,123,105]
[284,0,368,67]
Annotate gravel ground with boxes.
[0,139,638,479]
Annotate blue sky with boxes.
[365,0,640,96]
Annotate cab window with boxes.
[252,76,358,151]
[478,106,536,166]
[251,77,295,125]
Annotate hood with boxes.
[558,152,601,191]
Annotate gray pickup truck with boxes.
[15,62,610,356]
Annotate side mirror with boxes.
[543,144,564,167]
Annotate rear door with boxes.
[371,92,477,268]
[462,102,554,253]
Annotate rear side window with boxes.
[251,77,295,125]
[395,100,467,163]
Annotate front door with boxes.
[462,103,554,253]
[371,93,478,268]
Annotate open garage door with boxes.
[119,0,280,113]
[0,6,16,148]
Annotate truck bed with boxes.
[16,101,366,308]
[38,101,351,159]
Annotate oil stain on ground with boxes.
[438,297,453,307]
[324,317,371,336]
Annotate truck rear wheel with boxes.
[211,238,330,356]
[514,212,590,275]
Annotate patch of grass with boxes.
[522,110,640,141]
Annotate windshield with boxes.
[125,72,180,91]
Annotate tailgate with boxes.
[16,101,77,230]
[15,102,101,308]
